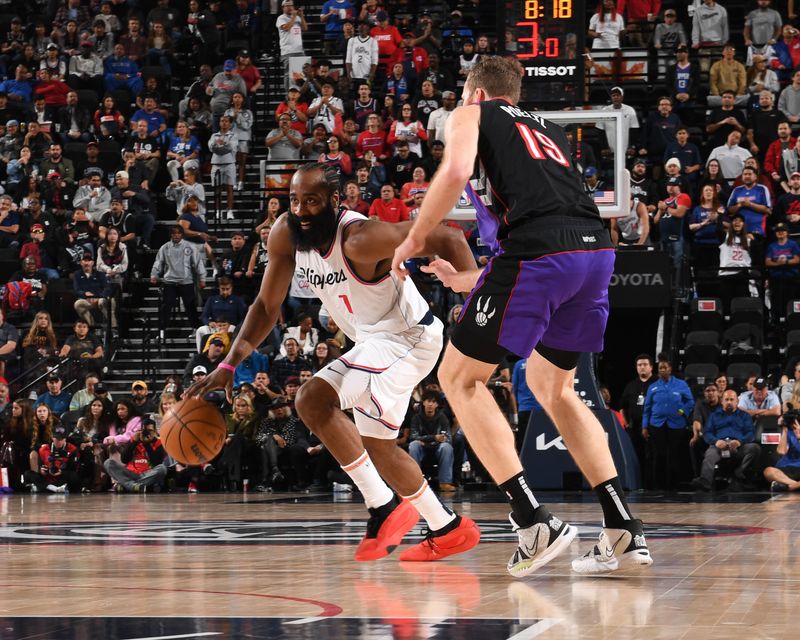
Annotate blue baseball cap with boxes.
[223,59,236,71]
[584,166,598,177]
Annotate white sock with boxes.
[341,451,394,509]
[403,480,457,532]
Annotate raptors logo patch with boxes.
[475,296,496,327]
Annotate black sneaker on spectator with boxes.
[771,481,790,492]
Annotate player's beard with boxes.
[287,201,339,252]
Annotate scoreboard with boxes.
[499,0,586,107]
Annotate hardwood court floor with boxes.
[0,490,798,640]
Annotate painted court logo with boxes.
[0,520,771,545]
[474,296,496,327]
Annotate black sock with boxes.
[594,476,634,528]
[499,472,540,528]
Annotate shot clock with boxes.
[499,0,586,107]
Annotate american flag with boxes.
[592,191,616,204]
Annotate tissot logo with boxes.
[0,520,770,545]
[296,266,346,289]
[609,273,665,287]
[523,65,577,77]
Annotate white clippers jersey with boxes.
[293,209,430,342]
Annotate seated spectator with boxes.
[707,130,752,182]
[272,338,312,387]
[251,370,283,414]
[692,389,760,491]
[318,134,352,181]
[739,378,781,419]
[0,194,20,249]
[24,424,80,493]
[182,337,226,389]
[67,40,103,95]
[219,393,258,491]
[728,166,772,241]
[73,171,111,223]
[96,227,129,287]
[33,68,70,110]
[341,179,369,215]
[778,68,800,124]
[103,399,143,450]
[73,251,113,328]
[165,119,201,185]
[9,255,50,311]
[145,21,174,73]
[0,64,34,106]
[103,43,144,97]
[166,167,207,219]
[197,277,246,351]
[6,146,35,196]
[23,121,53,163]
[179,193,216,267]
[126,120,162,187]
[254,397,299,491]
[763,414,800,491]
[281,314,318,357]
[233,350,271,389]
[408,390,456,491]
[69,372,110,412]
[386,140,420,188]
[369,183,409,223]
[19,224,59,280]
[388,103,428,157]
[94,95,127,141]
[764,122,795,192]
[774,170,800,231]
[690,383,720,476]
[37,371,72,415]
[103,417,167,493]
[218,231,250,289]
[128,380,157,415]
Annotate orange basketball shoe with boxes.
[398,515,481,562]
[354,496,419,561]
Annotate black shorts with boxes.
[777,465,800,481]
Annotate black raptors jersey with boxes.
[471,99,604,257]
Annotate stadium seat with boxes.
[730,296,764,328]
[787,331,800,363]
[786,300,800,332]
[689,298,724,332]
[684,331,721,366]
[683,363,719,394]
[723,322,763,366]
[726,362,762,391]
[75,89,99,112]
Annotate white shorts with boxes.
[315,316,443,439]
[237,140,250,154]
[211,163,236,186]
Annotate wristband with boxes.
[218,362,236,373]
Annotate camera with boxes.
[783,403,800,428]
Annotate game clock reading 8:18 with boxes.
[505,0,585,106]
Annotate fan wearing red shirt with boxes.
[342,179,370,215]
[275,87,309,135]
[368,184,409,222]
[389,32,430,83]
[356,113,389,161]
[34,68,71,108]
[370,10,402,67]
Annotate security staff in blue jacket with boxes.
[693,389,760,491]
[643,356,694,490]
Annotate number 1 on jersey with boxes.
[339,294,353,313]
[515,122,570,167]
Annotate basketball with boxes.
[159,398,227,466]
